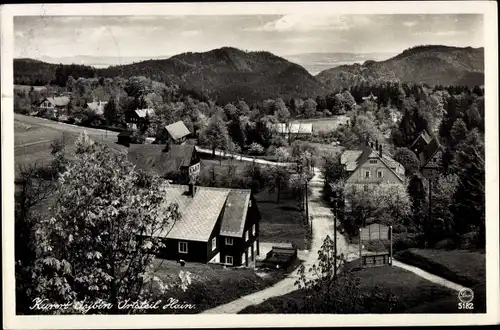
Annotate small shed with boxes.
[258,245,297,270]
[117,131,131,147]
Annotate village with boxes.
[14,75,485,314]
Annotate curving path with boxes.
[202,169,360,314]
[201,162,466,314]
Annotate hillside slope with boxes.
[14,47,329,103]
[316,46,484,89]
[98,47,329,103]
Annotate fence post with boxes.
[389,225,393,266]
[359,228,362,267]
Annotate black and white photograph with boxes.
[2,2,499,328]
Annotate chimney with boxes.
[370,142,374,149]
[379,145,383,157]
[188,183,195,197]
[365,136,369,146]
[375,140,379,150]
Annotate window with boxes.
[225,255,233,265]
[369,159,377,164]
[225,237,233,246]
[211,237,217,251]
[363,185,369,192]
[252,224,256,236]
[377,169,384,178]
[178,241,188,254]
[364,170,371,178]
[245,231,249,241]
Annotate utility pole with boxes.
[305,177,309,225]
[333,200,338,279]
[428,175,432,226]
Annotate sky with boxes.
[14,14,484,59]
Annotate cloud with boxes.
[414,30,467,37]
[181,30,201,37]
[403,21,417,27]
[246,14,371,32]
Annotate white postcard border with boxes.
[2,2,499,328]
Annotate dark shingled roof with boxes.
[166,121,191,141]
[410,130,432,152]
[220,189,252,238]
[127,144,195,176]
[419,138,441,168]
[158,185,231,241]
[153,185,252,241]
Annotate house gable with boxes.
[343,146,404,185]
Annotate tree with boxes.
[294,236,396,313]
[407,174,427,230]
[199,114,229,157]
[236,100,251,116]
[423,173,459,243]
[274,146,291,163]
[243,162,267,194]
[371,183,412,226]
[103,97,118,125]
[31,134,184,314]
[274,98,290,122]
[302,98,317,118]
[15,162,57,314]
[341,90,357,112]
[451,129,485,244]
[265,165,291,203]
[393,147,420,176]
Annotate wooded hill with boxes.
[14,45,484,103]
[316,45,484,90]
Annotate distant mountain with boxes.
[97,47,329,103]
[315,46,484,89]
[283,52,397,75]
[37,55,173,68]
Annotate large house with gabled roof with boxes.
[340,140,405,193]
[127,143,200,184]
[155,184,261,266]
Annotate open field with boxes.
[394,249,485,288]
[239,265,458,314]
[199,157,309,250]
[290,116,350,134]
[255,191,309,250]
[150,258,287,314]
[14,114,127,173]
[14,85,47,92]
[393,249,486,313]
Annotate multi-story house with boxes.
[154,184,261,267]
[86,100,108,116]
[35,96,70,118]
[340,141,405,193]
[127,108,155,131]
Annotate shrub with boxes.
[248,142,265,155]
[434,238,456,250]
[324,110,332,117]
[393,233,418,251]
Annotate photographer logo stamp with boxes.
[458,288,474,310]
